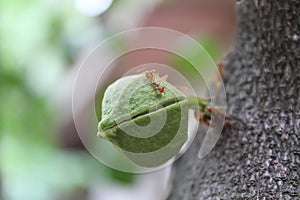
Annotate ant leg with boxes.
[157,75,168,84]
[152,91,157,99]
[145,71,154,81]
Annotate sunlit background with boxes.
[0,0,236,199]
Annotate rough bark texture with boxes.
[168,0,300,199]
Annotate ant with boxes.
[144,70,168,96]
[194,104,246,131]
[194,105,232,130]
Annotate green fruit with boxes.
[97,72,199,167]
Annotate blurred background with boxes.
[0,0,236,199]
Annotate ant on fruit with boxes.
[145,70,168,96]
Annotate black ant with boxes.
[144,70,167,96]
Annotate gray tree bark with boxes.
[168,0,300,199]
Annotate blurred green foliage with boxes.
[170,36,222,75]
[0,0,134,200]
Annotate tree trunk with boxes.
[168,0,300,199]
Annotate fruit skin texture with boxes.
[97,73,193,159]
